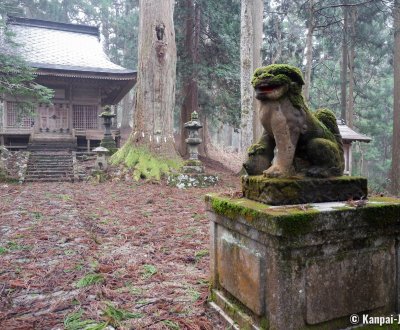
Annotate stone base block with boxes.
[242,175,367,205]
[167,173,218,188]
[206,193,400,329]
[182,165,205,174]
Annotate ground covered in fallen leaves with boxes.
[0,160,241,330]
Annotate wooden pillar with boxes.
[87,139,91,152]
[69,84,73,131]
[348,142,353,176]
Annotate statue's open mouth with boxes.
[257,85,280,93]
[255,83,282,97]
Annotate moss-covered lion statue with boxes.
[243,64,344,178]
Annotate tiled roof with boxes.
[6,16,135,75]
[337,121,371,142]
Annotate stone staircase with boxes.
[25,152,74,182]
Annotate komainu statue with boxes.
[243,64,344,178]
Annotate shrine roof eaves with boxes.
[5,16,135,76]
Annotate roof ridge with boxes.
[6,16,99,37]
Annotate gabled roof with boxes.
[337,120,371,143]
[6,16,136,78]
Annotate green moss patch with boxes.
[110,137,182,181]
[206,194,319,236]
[207,192,400,238]
[251,64,305,87]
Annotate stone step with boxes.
[27,172,73,176]
[31,152,71,159]
[27,164,72,167]
[26,172,74,178]
[28,158,72,161]
[28,161,72,164]
[28,160,72,164]
[29,159,72,162]
[25,177,74,182]
[28,145,77,151]
[26,174,74,178]
[28,143,77,147]
[28,163,73,167]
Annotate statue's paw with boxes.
[263,165,285,178]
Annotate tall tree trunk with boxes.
[340,0,349,122]
[303,0,314,102]
[271,18,282,64]
[252,0,264,142]
[179,0,200,157]
[131,0,177,157]
[347,7,357,128]
[391,0,400,195]
[240,0,263,152]
[121,92,133,129]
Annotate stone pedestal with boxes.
[242,175,368,205]
[206,194,400,329]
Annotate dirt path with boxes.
[0,166,241,329]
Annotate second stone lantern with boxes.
[183,111,204,173]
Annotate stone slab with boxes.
[242,175,368,205]
[217,229,265,315]
[305,249,392,324]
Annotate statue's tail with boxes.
[315,108,345,167]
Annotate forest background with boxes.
[0,0,398,193]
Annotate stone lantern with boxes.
[167,110,218,188]
[99,106,117,153]
[183,111,204,173]
[93,146,109,170]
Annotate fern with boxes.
[64,310,107,330]
[102,302,142,327]
[75,273,104,288]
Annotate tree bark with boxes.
[347,7,357,128]
[240,0,264,152]
[271,18,282,64]
[131,0,178,157]
[303,0,314,102]
[178,0,201,157]
[121,92,133,129]
[391,0,400,195]
[252,0,264,142]
[340,0,349,123]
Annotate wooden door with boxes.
[38,104,69,132]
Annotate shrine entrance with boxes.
[37,103,70,133]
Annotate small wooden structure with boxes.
[337,120,371,175]
[0,16,136,151]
